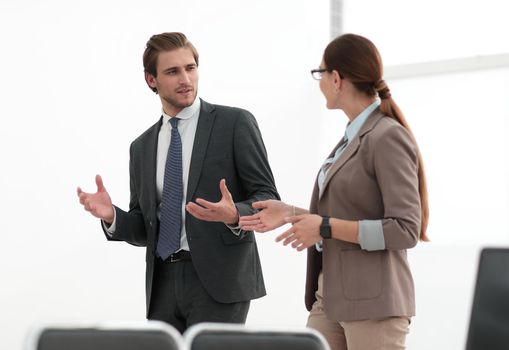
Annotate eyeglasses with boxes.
[310,68,332,80]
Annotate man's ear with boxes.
[145,72,157,93]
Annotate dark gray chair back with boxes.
[24,320,184,350]
[184,323,330,350]
[466,248,509,350]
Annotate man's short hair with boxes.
[143,32,199,92]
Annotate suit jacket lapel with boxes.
[145,118,162,215]
[320,110,384,199]
[187,99,215,201]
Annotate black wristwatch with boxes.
[320,216,332,239]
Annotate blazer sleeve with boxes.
[102,143,148,247]
[373,123,421,250]
[231,110,280,217]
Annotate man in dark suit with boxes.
[77,32,279,333]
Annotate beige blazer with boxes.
[305,109,421,322]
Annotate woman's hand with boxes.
[276,214,322,251]
[239,200,293,232]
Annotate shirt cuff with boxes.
[315,241,323,252]
[102,207,117,237]
[224,209,242,236]
[358,219,385,251]
[225,222,242,236]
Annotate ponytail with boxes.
[377,81,429,241]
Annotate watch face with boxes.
[320,217,332,239]
[320,227,331,239]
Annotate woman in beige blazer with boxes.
[240,33,429,350]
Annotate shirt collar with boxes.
[345,99,380,142]
[161,97,201,123]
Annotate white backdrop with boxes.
[1,1,508,349]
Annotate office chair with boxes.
[466,248,509,350]
[184,322,330,350]
[24,320,184,350]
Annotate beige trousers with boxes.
[307,272,410,350]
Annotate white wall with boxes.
[0,1,508,349]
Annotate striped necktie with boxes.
[157,117,183,260]
[318,134,348,195]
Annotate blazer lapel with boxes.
[186,99,215,201]
[309,179,320,214]
[320,110,384,199]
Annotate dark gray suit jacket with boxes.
[106,99,279,313]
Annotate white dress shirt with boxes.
[155,97,201,251]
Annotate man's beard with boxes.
[162,89,197,110]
